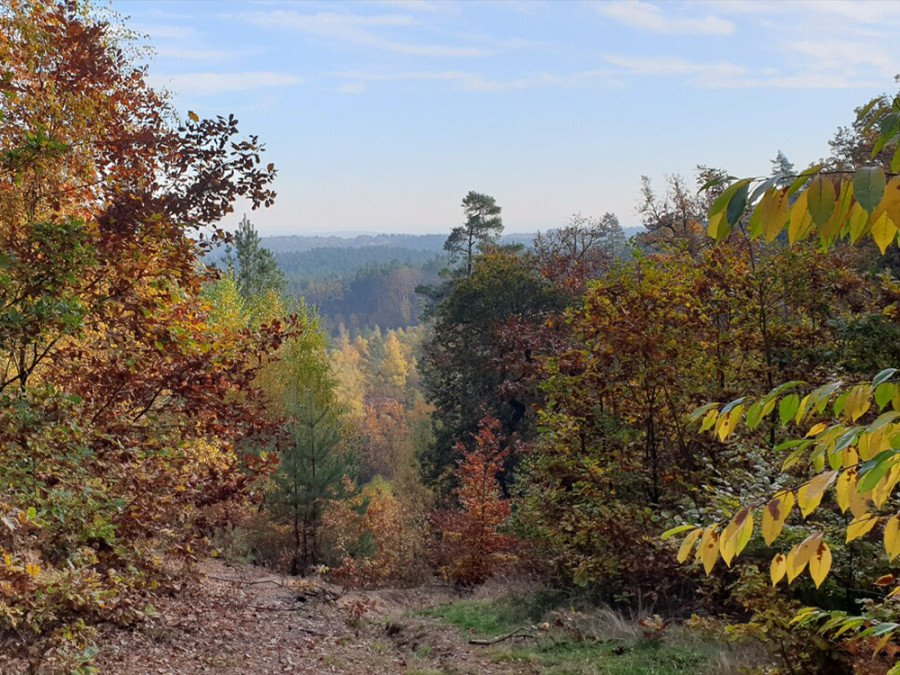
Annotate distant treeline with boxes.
[274,246,444,283]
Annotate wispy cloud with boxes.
[155,46,240,62]
[148,71,305,96]
[131,22,197,41]
[333,69,617,92]
[598,1,734,36]
[337,82,367,94]
[243,10,489,58]
[606,55,745,85]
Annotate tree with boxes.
[533,212,626,294]
[444,191,503,277]
[0,1,285,667]
[229,214,285,301]
[419,249,566,488]
[669,85,900,661]
[431,416,517,586]
[270,391,353,576]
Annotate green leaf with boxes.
[874,368,897,387]
[746,401,763,430]
[661,524,697,540]
[807,176,836,227]
[876,383,896,410]
[780,394,800,426]
[708,179,752,241]
[725,183,750,227]
[854,166,886,214]
[858,451,897,493]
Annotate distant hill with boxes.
[260,232,540,254]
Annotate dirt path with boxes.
[90,560,526,674]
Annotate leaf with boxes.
[806,422,828,437]
[720,509,753,566]
[876,383,896,409]
[885,515,900,561]
[662,524,697,540]
[752,188,790,242]
[797,470,837,517]
[809,541,832,589]
[780,394,800,426]
[746,401,764,430]
[858,452,897,493]
[871,212,897,254]
[699,526,720,575]
[787,164,823,198]
[876,368,900,388]
[700,409,718,432]
[677,528,702,563]
[716,405,743,441]
[836,470,855,513]
[847,203,870,243]
[788,190,813,244]
[187,110,199,122]
[847,514,878,543]
[762,492,794,546]
[708,180,752,241]
[771,553,787,585]
[854,166,886,214]
[807,176,836,227]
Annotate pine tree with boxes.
[230,214,285,301]
[444,191,503,277]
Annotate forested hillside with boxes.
[6,2,900,674]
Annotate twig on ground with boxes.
[468,628,537,645]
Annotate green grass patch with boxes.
[489,639,716,674]
[418,591,563,638]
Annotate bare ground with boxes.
[88,560,529,675]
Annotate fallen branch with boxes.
[468,627,537,645]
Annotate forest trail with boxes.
[89,560,527,675]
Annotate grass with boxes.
[418,590,563,638]
[418,594,765,674]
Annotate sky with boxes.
[116,0,900,236]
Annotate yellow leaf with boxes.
[885,515,900,561]
[836,469,855,513]
[735,512,753,558]
[759,188,790,243]
[788,191,813,244]
[720,509,753,566]
[796,394,812,424]
[797,470,837,518]
[716,405,743,441]
[770,553,787,586]
[806,422,827,438]
[849,486,871,519]
[848,202,869,243]
[871,211,898,254]
[873,462,900,509]
[762,492,794,546]
[844,384,873,423]
[677,528,702,564]
[698,526,719,575]
[847,513,878,542]
[24,563,40,578]
[700,409,718,432]
[787,533,821,584]
[809,541,832,589]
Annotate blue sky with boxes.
[117,1,900,236]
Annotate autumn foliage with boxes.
[0,1,288,668]
[431,416,517,586]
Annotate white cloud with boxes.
[333,69,616,91]
[337,82,367,94]
[598,1,735,36]
[148,72,305,96]
[244,10,488,58]
[606,55,745,85]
